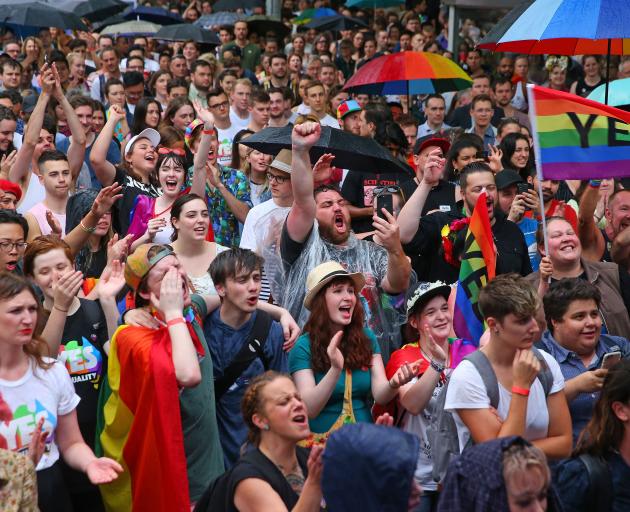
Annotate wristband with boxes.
[166,317,186,328]
[53,305,69,313]
[202,128,214,134]
[589,179,602,188]
[80,220,96,233]
[430,360,445,374]
[511,386,530,396]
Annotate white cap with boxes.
[125,128,161,157]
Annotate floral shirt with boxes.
[0,449,37,512]
[187,164,252,247]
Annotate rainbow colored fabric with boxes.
[528,84,630,179]
[453,192,496,343]
[96,325,197,512]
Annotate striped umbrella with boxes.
[343,51,472,96]
[478,0,630,54]
[478,0,630,103]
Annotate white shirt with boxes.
[0,358,80,470]
[229,107,250,130]
[417,121,451,139]
[444,350,564,452]
[217,124,241,167]
[120,57,160,72]
[240,198,290,252]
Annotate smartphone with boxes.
[376,193,394,220]
[516,183,534,195]
[601,351,622,370]
[481,150,489,161]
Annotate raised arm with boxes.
[190,100,214,198]
[577,182,605,261]
[286,122,320,244]
[10,66,54,184]
[89,105,126,187]
[397,148,444,244]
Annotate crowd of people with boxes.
[0,0,630,511]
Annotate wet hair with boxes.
[153,150,186,190]
[0,209,28,239]
[241,371,288,445]
[304,276,373,373]
[543,278,601,334]
[458,161,493,190]
[169,193,206,241]
[23,235,74,277]
[0,272,52,367]
[478,273,540,322]
[502,443,550,494]
[209,248,264,288]
[577,359,630,456]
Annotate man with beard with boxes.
[229,78,252,130]
[267,87,290,128]
[0,105,16,159]
[525,170,577,231]
[188,60,213,109]
[337,99,361,135]
[279,122,412,356]
[398,160,531,284]
[492,77,530,129]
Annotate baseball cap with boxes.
[337,99,362,120]
[268,149,292,174]
[125,128,161,158]
[124,243,175,293]
[495,169,523,190]
[413,135,451,156]
[21,94,38,114]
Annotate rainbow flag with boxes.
[453,192,496,343]
[96,325,192,512]
[527,84,630,179]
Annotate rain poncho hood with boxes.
[322,423,419,512]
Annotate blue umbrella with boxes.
[478,0,630,103]
[345,0,405,8]
[123,6,182,25]
[588,78,630,110]
[195,12,245,29]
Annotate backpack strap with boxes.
[464,350,500,410]
[214,310,273,399]
[532,347,554,396]
[578,453,613,512]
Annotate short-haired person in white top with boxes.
[444,274,573,460]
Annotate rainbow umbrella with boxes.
[343,51,472,96]
[478,0,630,103]
[293,7,337,25]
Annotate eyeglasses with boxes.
[209,100,229,110]
[0,240,27,252]
[372,185,400,197]
[158,147,186,156]
[266,172,290,184]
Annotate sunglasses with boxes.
[158,147,186,157]
[372,185,400,197]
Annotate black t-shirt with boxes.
[56,299,108,494]
[399,179,460,216]
[404,209,532,284]
[281,221,310,269]
[448,104,505,129]
[341,171,413,234]
[113,167,161,235]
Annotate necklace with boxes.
[153,197,174,218]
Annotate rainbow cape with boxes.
[96,325,196,512]
[527,84,630,179]
[453,192,496,343]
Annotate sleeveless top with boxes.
[600,228,612,262]
[17,171,46,214]
[27,202,66,236]
[187,244,229,295]
[574,77,603,98]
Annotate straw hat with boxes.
[268,149,292,174]
[303,262,365,310]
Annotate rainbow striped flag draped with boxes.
[527,84,630,179]
[453,192,496,343]
[96,325,193,512]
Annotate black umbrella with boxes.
[56,0,127,22]
[304,14,367,32]
[247,15,290,40]
[240,125,410,175]
[155,24,219,44]
[123,5,182,25]
[213,0,264,11]
[3,2,88,30]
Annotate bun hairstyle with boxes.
[241,371,286,446]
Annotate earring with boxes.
[262,424,270,431]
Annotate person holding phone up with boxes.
[537,278,630,443]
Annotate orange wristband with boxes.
[166,317,186,328]
[511,386,530,396]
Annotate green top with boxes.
[186,294,225,500]
[288,328,381,433]
[223,41,261,72]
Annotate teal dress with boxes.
[288,328,381,433]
